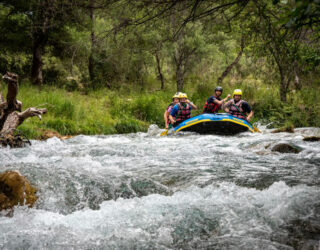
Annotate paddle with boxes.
[160,103,186,136]
[231,103,261,133]
[160,124,171,136]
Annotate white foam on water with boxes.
[1,127,320,249]
[0,182,318,249]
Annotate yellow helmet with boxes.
[172,92,181,99]
[179,93,188,99]
[233,89,242,97]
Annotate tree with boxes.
[0,0,90,85]
[217,35,245,84]
[168,10,212,91]
[244,1,304,102]
[275,0,320,29]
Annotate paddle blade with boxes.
[253,125,261,133]
[160,129,169,136]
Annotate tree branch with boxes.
[18,108,48,121]
[0,72,48,144]
[3,72,18,109]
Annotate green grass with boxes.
[13,84,117,138]
[1,78,319,139]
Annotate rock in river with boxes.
[271,143,302,154]
[303,136,320,142]
[0,170,37,212]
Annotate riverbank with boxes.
[6,81,320,139]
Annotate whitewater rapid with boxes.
[0,126,319,249]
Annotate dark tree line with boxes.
[0,0,319,101]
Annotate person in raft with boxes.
[223,89,253,121]
[164,92,181,129]
[169,93,197,127]
[203,86,231,113]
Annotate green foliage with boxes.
[42,55,69,86]
[3,78,319,140]
[130,95,163,125]
[52,99,75,119]
[13,83,116,137]
[115,119,147,134]
[1,0,320,136]
[46,118,77,135]
[194,82,212,100]
[252,83,320,128]
[17,123,43,139]
[0,52,31,78]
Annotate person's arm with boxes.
[222,100,231,112]
[222,94,231,103]
[187,99,197,109]
[213,94,231,106]
[247,110,253,122]
[242,102,253,121]
[164,110,169,129]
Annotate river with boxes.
[0,126,319,249]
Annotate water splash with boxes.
[0,127,319,248]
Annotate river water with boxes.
[0,126,319,249]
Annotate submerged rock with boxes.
[271,143,302,154]
[40,129,73,140]
[303,136,320,142]
[0,170,37,212]
[272,125,295,133]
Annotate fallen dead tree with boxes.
[0,72,47,147]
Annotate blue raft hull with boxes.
[173,113,254,135]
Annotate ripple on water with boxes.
[0,182,319,249]
[0,127,319,248]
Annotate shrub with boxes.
[115,119,146,134]
[130,95,163,125]
[46,118,77,135]
[48,98,75,120]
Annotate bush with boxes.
[115,119,146,134]
[130,95,163,125]
[46,118,77,135]
[44,95,75,120]
[42,56,69,86]
[191,82,212,103]
[79,120,116,135]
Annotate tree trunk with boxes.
[218,36,244,84]
[1,72,47,147]
[88,0,97,83]
[294,67,301,90]
[155,50,165,90]
[176,63,184,92]
[174,37,184,92]
[279,68,287,102]
[280,80,287,102]
[31,36,44,86]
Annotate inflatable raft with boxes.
[173,113,254,135]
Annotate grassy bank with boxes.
[2,80,320,139]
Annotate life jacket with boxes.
[228,99,246,119]
[175,103,191,123]
[167,102,174,110]
[203,96,221,113]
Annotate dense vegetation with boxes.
[0,0,319,137]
